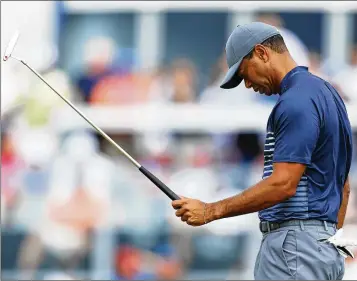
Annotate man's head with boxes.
[220,22,294,95]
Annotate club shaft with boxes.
[17,58,179,201]
[5,31,180,200]
[20,59,141,168]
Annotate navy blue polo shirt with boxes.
[259,66,353,223]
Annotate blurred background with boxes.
[1,1,357,280]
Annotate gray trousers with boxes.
[254,220,345,280]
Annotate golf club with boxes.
[3,31,180,201]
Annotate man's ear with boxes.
[254,45,269,62]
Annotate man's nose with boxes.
[244,79,252,89]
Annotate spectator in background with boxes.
[308,50,329,80]
[1,126,24,227]
[113,246,156,280]
[75,36,119,103]
[331,44,357,105]
[146,66,175,104]
[89,68,154,105]
[206,52,228,89]
[142,58,198,105]
[308,50,353,102]
[84,37,152,105]
[17,130,113,279]
[6,44,72,200]
[112,245,182,280]
[153,243,183,280]
[331,45,357,164]
[136,58,198,164]
[10,43,74,129]
[146,58,198,104]
[170,59,197,103]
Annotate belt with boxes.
[259,219,336,233]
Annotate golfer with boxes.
[172,22,353,280]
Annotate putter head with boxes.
[3,31,20,61]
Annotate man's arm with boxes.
[205,97,319,221]
[337,177,351,229]
[206,162,305,222]
[172,97,320,226]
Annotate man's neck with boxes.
[273,54,298,92]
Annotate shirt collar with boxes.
[280,66,309,94]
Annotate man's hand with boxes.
[171,163,306,226]
[172,197,208,226]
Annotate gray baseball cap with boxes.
[220,22,281,89]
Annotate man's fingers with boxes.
[187,218,194,226]
[172,198,187,209]
[175,208,187,217]
[181,213,189,222]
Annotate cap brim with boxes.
[220,60,243,89]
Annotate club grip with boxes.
[139,166,180,201]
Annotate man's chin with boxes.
[258,91,272,96]
[256,89,275,96]
[263,91,278,96]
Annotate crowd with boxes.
[1,12,357,280]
